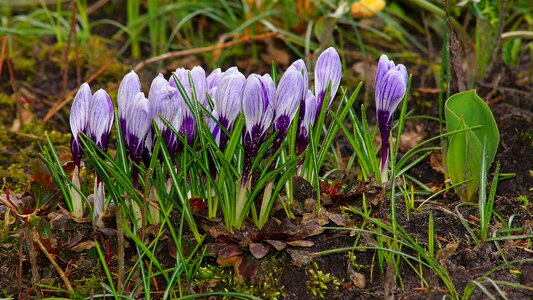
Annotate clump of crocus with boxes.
[69,82,91,219]
[149,74,179,156]
[242,74,274,182]
[211,71,245,150]
[375,54,408,183]
[314,47,342,118]
[88,88,114,228]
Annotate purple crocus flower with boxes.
[125,92,152,162]
[211,71,245,150]
[296,89,317,156]
[375,54,408,182]
[70,82,92,167]
[88,89,114,152]
[314,47,342,119]
[117,71,141,136]
[272,68,304,151]
[149,74,179,156]
[124,92,151,188]
[170,66,207,146]
[241,74,274,181]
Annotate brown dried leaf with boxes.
[327,212,348,226]
[249,242,270,259]
[287,240,314,247]
[430,152,445,174]
[287,249,317,267]
[70,240,95,252]
[436,241,459,261]
[217,255,241,266]
[218,244,243,259]
[265,239,287,251]
[349,270,366,288]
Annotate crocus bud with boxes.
[125,92,152,163]
[375,54,408,182]
[149,74,179,156]
[272,68,304,150]
[212,71,245,150]
[242,74,274,180]
[70,82,91,167]
[88,89,114,152]
[170,66,207,146]
[314,47,342,118]
[117,71,141,134]
[289,59,308,101]
[297,90,317,155]
[207,68,222,90]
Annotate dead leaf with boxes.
[70,240,95,252]
[287,249,317,267]
[436,241,459,261]
[265,239,287,251]
[430,152,445,174]
[249,243,270,259]
[327,212,348,226]
[351,0,386,18]
[287,240,314,247]
[349,270,366,288]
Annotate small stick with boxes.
[0,36,7,79]
[133,32,278,72]
[42,60,114,123]
[32,229,74,293]
[24,224,42,297]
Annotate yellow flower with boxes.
[351,0,386,18]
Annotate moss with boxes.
[194,260,286,300]
[305,262,341,299]
[71,273,102,297]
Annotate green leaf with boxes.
[445,90,499,201]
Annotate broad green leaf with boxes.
[445,90,499,201]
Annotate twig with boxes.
[0,36,7,79]
[24,224,42,297]
[117,205,125,292]
[42,60,114,123]
[32,229,74,293]
[132,32,278,72]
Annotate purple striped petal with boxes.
[70,82,92,165]
[88,89,114,151]
[297,90,317,155]
[314,47,342,118]
[125,92,152,162]
[149,74,179,155]
[242,74,274,153]
[212,71,245,149]
[117,71,141,133]
[273,68,304,134]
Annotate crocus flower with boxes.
[375,54,408,182]
[314,47,342,119]
[272,68,304,151]
[241,74,274,181]
[211,71,246,150]
[117,70,141,135]
[124,92,151,188]
[169,66,207,146]
[70,82,91,167]
[296,89,317,156]
[88,89,114,152]
[149,74,179,156]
